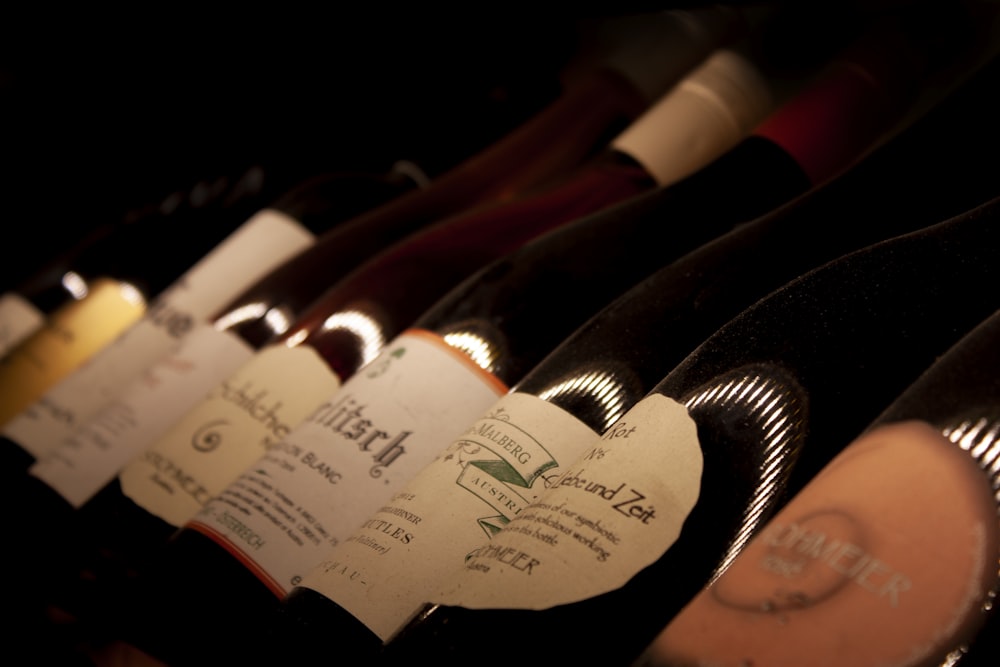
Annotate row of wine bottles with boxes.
[3,3,1000,666]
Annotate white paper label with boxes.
[432,393,702,610]
[299,391,600,640]
[186,329,509,596]
[0,279,148,428]
[29,324,255,507]
[3,208,314,460]
[0,292,45,358]
[119,344,341,528]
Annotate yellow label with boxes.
[0,278,146,427]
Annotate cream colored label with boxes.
[0,278,146,427]
[0,292,45,358]
[637,420,999,667]
[2,208,314,460]
[610,49,772,187]
[433,393,702,609]
[29,324,255,507]
[300,391,600,641]
[186,329,509,596]
[119,343,341,527]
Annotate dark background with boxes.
[0,10,593,290]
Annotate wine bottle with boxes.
[0,4,748,488]
[631,307,1000,667]
[374,191,1000,666]
[267,42,1000,665]
[117,8,966,665]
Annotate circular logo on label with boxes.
[192,419,229,452]
[711,509,866,612]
